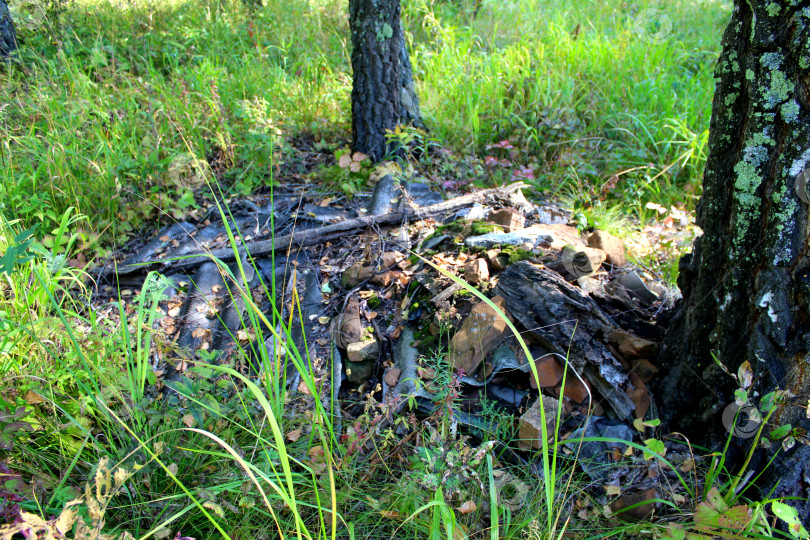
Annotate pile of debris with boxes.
[95,174,694,520]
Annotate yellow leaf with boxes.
[182,414,195,428]
[203,500,225,518]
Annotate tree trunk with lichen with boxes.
[349,0,422,162]
[656,0,810,512]
[0,0,17,59]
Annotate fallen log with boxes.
[102,182,529,276]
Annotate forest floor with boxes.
[5,0,796,538]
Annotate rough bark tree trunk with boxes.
[656,0,810,511]
[0,0,17,59]
[349,0,422,162]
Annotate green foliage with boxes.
[407,0,726,207]
[1,0,727,246]
[0,405,32,452]
[323,147,373,195]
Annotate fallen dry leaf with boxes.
[191,328,207,339]
[25,391,45,405]
[457,500,477,514]
[380,510,401,519]
[237,329,254,342]
[297,381,312,395]
[182,414,195,428]
[286,428,302,442]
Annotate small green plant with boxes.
[317,147,372,195]
[478,395,517,441]
[384,124,436,165]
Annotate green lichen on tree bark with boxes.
[657,0,810,511]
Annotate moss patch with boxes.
[501,246,535,264]
[470,221,503,236]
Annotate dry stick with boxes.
[112,182,528,275]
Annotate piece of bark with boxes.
[494,261,635,419]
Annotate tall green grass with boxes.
[2,0,729,243]
[408,0,728,208]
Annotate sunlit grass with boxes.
[2,0,729,242]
